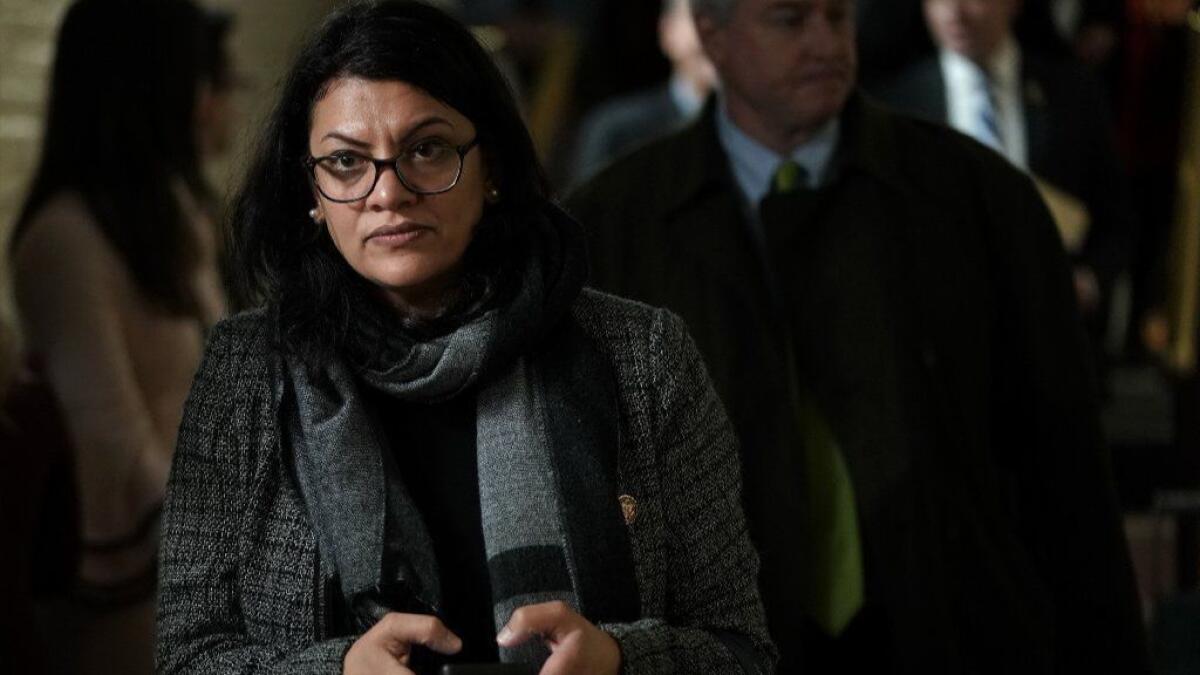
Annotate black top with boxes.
[368,387,499,664]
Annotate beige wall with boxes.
[0,0,68,275]
[0,0,342,324]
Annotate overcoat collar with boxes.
[652,92,911,288]
[656,99,736,222]
[665,92,912,210]
[832,93,913,194]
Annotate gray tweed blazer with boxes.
[156,289,775,674]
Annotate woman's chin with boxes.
[370,268,461,315]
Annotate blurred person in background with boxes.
[875,0,1137,351]
[194,7,238,160]
[568,0,717,187]
[1132,0,1200,613]
[6,0,231,672]
[569,0,1148,671]
[156,2,773,674]
[1122,0,1197,355]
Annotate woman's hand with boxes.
[497,601,621,675]
[343,612,462,675]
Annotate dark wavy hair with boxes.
[11,0,225,318]
[230,0,550,356]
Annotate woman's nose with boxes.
[368,162,418,210]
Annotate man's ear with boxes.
[692,12,727,68]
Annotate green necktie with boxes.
[769,160,864,635]
[797,388,864,636]
[772,159,806,194]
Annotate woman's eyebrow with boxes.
[320,131,371,147]
[319,116,457,148]
[399,116,455,143]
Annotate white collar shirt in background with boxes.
[939,37,1028,169]
[668,72,706,120]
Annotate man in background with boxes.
[568,0,1148,671]
[875,0,1136,341]
[568,0,717,186]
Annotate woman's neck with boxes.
[378,267,464,321]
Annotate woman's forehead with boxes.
[309,77,472,142]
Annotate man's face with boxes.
[697,0,857,148]
[923,0,1020,64]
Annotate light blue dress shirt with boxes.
[714,99,841,247]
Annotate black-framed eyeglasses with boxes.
[304,137,479,203]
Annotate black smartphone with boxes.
[439,666,538,675]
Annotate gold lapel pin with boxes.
[618,495,638,526]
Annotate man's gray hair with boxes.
[688,0,739,23]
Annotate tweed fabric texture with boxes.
[156,289,775,674]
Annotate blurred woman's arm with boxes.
[13,197,174,584]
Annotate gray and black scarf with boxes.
[280,206,638,666]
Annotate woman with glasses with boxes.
[156,2,772,674]
[8,1,231,673]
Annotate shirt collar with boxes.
[939,35,1021,89]
[715,97,841,205]
[668,73,706,119]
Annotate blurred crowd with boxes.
[468,0,1200,521]
[2,0,1200,673]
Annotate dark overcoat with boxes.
[567,95,1148,674]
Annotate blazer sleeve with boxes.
[156,319,355,674]
[599,310,776,674]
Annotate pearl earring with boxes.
[308,208,322,222]
[486,186,501,203]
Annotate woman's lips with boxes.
[366,223,430,246]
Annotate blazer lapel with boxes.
[535,320,640,624]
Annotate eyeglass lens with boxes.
[312,139,464,201]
